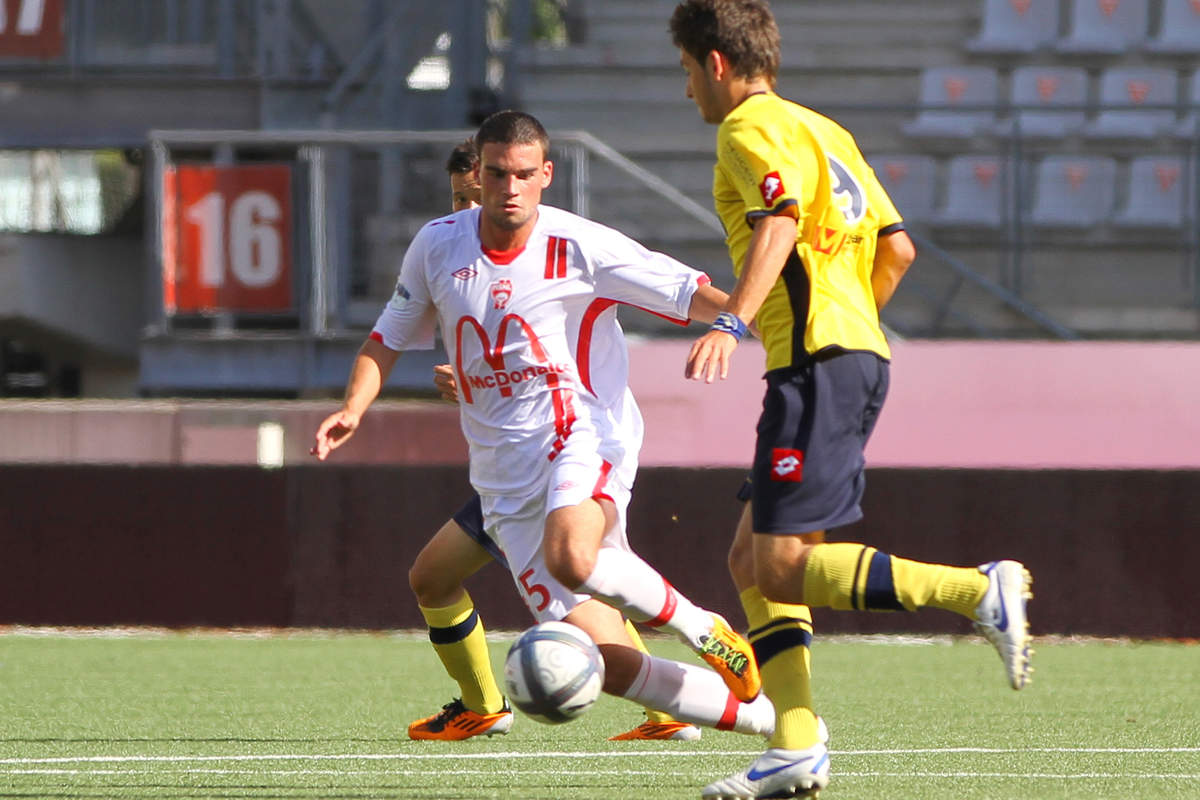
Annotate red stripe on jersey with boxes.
[592,459,613,498]
[592,459,614,503]
[551,386,566,442]
[576,298,619,395]
[556,236,568,278]
[368,331,384,344]
[544,237,558,279]
[715,692,740,731]
[629,303,691,326]
[697,273,712,286]
[643,577,678,628]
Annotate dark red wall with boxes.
[1,466,1196,637]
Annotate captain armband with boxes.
[710,311,748,342]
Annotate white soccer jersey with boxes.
[372,204,710,495]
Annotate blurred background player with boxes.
[670,1,1033,797]
[404,136,704,742]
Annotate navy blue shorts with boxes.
[452,494,508,567]
[751,350,889,534]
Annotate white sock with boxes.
[622,653,775,737]
[581,547,714,647]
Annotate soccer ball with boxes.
[503,621,605,724]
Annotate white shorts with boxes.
[480,438,636,622]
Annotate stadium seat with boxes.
[996,66,1088,139]
[966,0,1061,55]
[1174,71,1200,139]
[1145,0,1200,55]
[1083,67,1178,139]
[1055,0,1150,55]
[872,154,938,223]
[1111,155,1192,229]
[931,155,1015,228]
[1028,155,1117,227]
[902,67,1001,139]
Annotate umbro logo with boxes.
[452,267,477,281]
[554,480,577,491]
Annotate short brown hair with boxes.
[474,111,551,160]
[445,138,478,176]
[669,0,780,84]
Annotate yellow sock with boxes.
[890,556,989,617]
[624,619,674,724]
[419,591,505,714]
[740,586,819,750]
[803,543,989,618]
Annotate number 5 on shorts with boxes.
[519,568,550,612]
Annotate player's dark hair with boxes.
[445,137,479,176]
[669,0,780,84]
[474,111,551,160]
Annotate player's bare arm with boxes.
[685,283,732,325]
[312,337,400,460]
[871,230,916,311]
[686,214,797,383]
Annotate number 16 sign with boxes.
[162,164,293,313]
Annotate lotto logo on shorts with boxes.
[770,448,804,482]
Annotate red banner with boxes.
[162,164,294,314]
[0,0,64,59]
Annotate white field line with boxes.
[2,746,1198,766]
[2,768,1199,782]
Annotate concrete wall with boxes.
[630,339,1200,470]
[2,465,1196,637]
[4,340,1199,468]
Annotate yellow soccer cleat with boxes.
[407,697,515,741]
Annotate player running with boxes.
[314,111,771,739]
[407,138,702,742]
[669,1,1033,797]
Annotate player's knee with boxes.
[727,534,755,591]
[544,541,596,590]
[408,556,455,606]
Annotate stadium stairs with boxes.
[512,0,1200,339]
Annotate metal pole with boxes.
[572,143,588,219]
[303,145,329,337]
[147,139,170,336]
[1008,116,1025,298]
[1193,123,1200,308]
[217,0,236,78]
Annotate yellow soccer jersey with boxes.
[713,92,904,371]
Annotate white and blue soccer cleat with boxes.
[974,560,1034,690]
[701,743,830,800]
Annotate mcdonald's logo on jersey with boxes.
[455,313,557,402]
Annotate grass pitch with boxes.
[0,630,1196,799]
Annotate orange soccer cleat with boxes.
[609,720,703,741]
[407,698,515,741]
[698,615,762,702]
